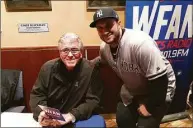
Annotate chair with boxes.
[1,69,25,112]
[188,81,193,107]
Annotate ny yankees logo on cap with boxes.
[90,7,119,28]
[97,10,103,17]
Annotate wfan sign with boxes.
[126,0,192,113]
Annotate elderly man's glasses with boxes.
[60,48,80,55]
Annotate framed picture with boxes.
[4,0,52,12]
[87,0,125,10]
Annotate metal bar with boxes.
[161,111,189,123]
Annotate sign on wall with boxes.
[125,0,192,113]
[18,23,49,33]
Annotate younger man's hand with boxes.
[138,104,152,117]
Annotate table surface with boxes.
[1,112,41,127]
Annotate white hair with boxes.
[58,33,84,51]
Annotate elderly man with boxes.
[29,33,104,127]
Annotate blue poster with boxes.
[126,0,192,113]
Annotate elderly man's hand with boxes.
[38,111,75,127]
[48,113,76,127]
[138,104,152,117]
[38,111,51,126]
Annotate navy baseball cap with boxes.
[89,7,119,28]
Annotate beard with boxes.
[101,26,121,44]
[101,32,120,47]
